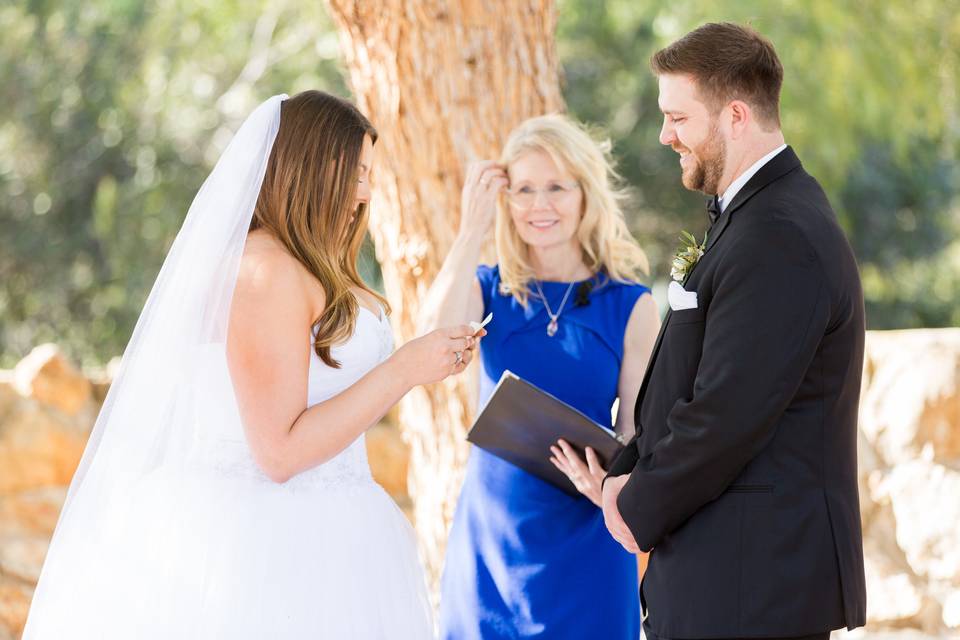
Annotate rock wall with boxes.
[1,331,959,638]
[0,345,98,640]
[858,330,960,634]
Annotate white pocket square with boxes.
[668,281,698,311]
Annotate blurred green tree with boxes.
[1,0,957,369]
[0,0,348,367]
[557,0,959,327]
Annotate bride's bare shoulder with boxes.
[235,230,322,312]
[239,230,297,282]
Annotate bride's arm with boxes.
[227,247,477,483]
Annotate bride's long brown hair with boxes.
[250,90,389,368]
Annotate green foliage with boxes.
[0,1,347,367]
[2,0,957,368]
[558,0,960,327]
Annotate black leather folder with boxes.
[466,370,625,497]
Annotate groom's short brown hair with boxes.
[651,22,783,129]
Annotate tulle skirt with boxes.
[23,460,434,639]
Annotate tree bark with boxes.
[326,0,563,595]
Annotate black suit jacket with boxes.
[608,147,867,638]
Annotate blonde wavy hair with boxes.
[495,114,650,305]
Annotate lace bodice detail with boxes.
[198,306,394,490]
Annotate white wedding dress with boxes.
[24,307,434,638]
[24,94,432,639]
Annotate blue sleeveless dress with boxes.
[439,265,648,639]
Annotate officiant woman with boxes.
[418,114,660,639]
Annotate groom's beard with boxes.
[680,124,726,195]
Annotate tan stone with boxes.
[0,488,66,538]
[864,553,924,624]
[90,379,111,406]
[860,498,939,631]
[13,344,93,417]
[943,590,960,629]
[366,421,410,500]
[860,330,960,467]
[0,578,31,640]
[0,328,956,637]
[858,330,960,636]
[878,460,960,583]
[0,534,49,585]
[0,387,89,495]
[0,382,17,422]
[858,427,884,531]
[86,355,120,406]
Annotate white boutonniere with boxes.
[671,230,707,283]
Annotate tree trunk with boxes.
[326,0,563,596]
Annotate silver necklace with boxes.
[533,279,577,337]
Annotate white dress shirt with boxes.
[718,144,787,212]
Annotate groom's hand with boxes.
[602,474,640,554]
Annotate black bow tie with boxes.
[706,195,721,224]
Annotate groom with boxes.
[602,23,867,640]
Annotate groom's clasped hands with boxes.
[601,474,641,554]
[548,436,641,554]
[550,440,641,554]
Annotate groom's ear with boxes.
[727,100,752,140]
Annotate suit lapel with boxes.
[633,308,671,425]
[631,146,803,431]
[703,146,801,253]
[702,206,733,254]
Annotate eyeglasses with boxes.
[506,181,581,208]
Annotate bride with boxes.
[22,91,481,638]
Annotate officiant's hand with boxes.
[549,439,606,507]
[458,161,507,240]
[601,474,641,554]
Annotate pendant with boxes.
[547,319,558,337]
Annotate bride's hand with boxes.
[550,440,606,507]
[458,161,508,241]
[392,326,486,386]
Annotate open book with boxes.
[466,370,625,497]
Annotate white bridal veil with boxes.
[22,94,287,636]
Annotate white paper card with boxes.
[470,312,493,334]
